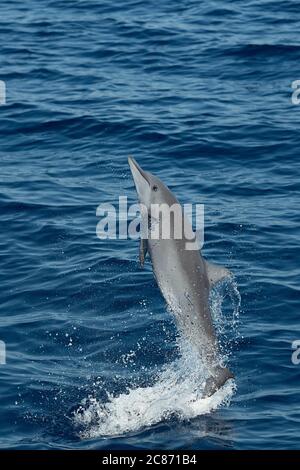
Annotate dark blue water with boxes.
[1,0,300,450]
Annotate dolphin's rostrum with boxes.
[128,156,234,397]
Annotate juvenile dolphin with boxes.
[128,156,234,397]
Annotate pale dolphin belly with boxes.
[148,238,218,362]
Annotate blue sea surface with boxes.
[1,0,300,450]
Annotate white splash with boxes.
[73,341,235,438]
[72,278,240,438]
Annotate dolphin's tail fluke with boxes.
[203,365,234,397]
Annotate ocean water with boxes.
[0,0,300,450]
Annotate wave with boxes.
[225,43,300,58]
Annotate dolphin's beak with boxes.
[128,156,151,188]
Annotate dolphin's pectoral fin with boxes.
[139,238,148,268]
[205,260,232,287]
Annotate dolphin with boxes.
[128,156,234,397]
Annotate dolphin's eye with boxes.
[152,185,158,192]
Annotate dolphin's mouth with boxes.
[128,156,151,187]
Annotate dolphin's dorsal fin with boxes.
[139,238,148,268]
[205,260,232,287]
